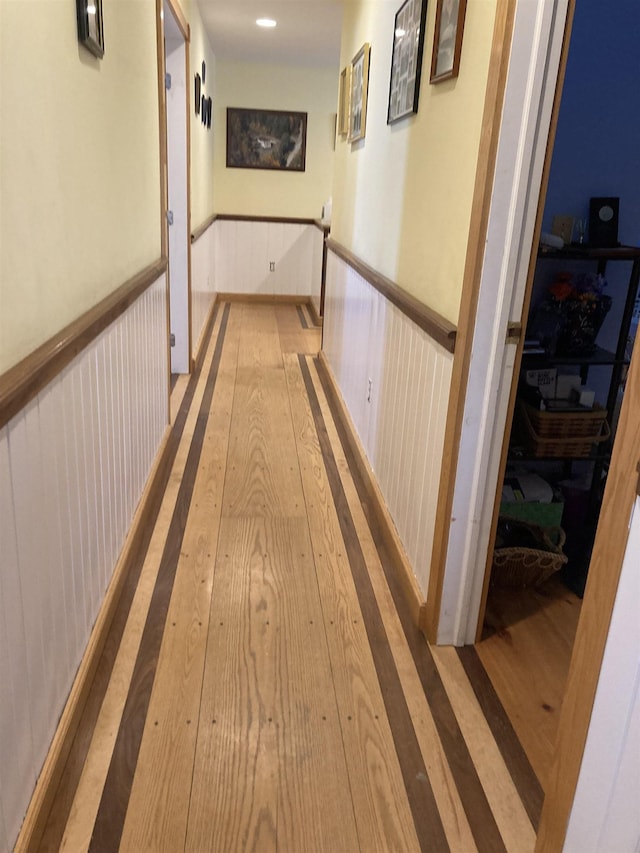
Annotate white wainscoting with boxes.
[214,219,318,297]
[323,250,454,596]
[0,276,168,852]
[191,222,217,356]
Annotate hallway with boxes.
[36,302,541,852]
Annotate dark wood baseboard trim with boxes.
[190,213,217,244]
[14,422,175,852]
[325,239,457,354]
[0,258,167,430]
[316,351,424,628]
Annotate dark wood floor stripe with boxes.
[457,645,544,828]
[89,303,231,852]
[38,303,221,852]
[296,304,310,329]
[298,354,449,853]
[313,355,508,853]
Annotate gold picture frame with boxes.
[338,65,351,137]
[430,0,467,83]
[348,43,371,143]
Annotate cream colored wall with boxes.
[213,60,338,218]
[186,0,216,229]
[331,0,497,325]
[0,0,161,374]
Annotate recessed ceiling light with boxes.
[256,18,277,28]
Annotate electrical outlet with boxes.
[367,378,372,403]
[269,261,276,272]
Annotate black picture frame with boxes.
[226,108,307,172]
[388,0,428,124]
[195,74,201,115]
[76,0,104,59]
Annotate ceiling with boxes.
[196,0,344,67]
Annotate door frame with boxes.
[427,0,638,845]
[425,0,574,646]
[536,310,640,849]
[156,0,192,390]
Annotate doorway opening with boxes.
[163,0,191,378]
[477,0,639,796]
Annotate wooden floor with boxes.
[35,302,551,852]
[478,577,581,793]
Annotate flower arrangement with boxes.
[548,271,607,303]
[532,271,611,355]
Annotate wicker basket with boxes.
[519,401,610,458]
[492,521,568,588]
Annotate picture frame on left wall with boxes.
[76,0,104,58]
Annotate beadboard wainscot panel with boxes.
[323,250,454,596]
[191,216,217,356]
[0,274,167,851]
[214,217,318,297]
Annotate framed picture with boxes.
[226,108,307,171]
[348,43,371,143]
[76,0,104,59]
[195,74,201,115]
[337,66,351,137]
[387,0,428,124]
[430,0,467,83]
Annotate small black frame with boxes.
[76,0,104,59]
[387,0,428,124]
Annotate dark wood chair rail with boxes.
[325,239,457,353]
[0,258,167,430]
[191,214,218,244]
[191,214,330,243]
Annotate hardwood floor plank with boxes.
[304,355,478,853]
[284,353,422,852]
[431,645,537,852]
[88,305,231,851]
[186,517,360,852]
[295,304,310,329]
[49,307,224,853]
[185,517,279,853]
[477,579,581,790]
[276,304,321,355]
[457,646,544,829]
[298,355,451,853]
[311,355,508,853]
[118,309,240,851]
[222,312,305,520]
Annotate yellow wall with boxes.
[213,60,338,218]
[0,0,162,374]
[332,0,497,325]
[186,0,216,229]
